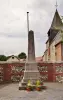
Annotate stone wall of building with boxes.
[50,41,56,62]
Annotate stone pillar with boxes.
[21,30,40,86]
[28,30,35,61]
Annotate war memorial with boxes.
[19,30,44,90]
[18,12,43,90]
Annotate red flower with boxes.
[27,87,30,91]
[36,87,40,91]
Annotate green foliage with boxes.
[0,55,7,61]
[36,80,41,87]
[27,80,34,91]
[18,52,26,59]
[27,80,32,87]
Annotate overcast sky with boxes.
[0,0,63,57]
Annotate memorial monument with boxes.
[21,30,40,86]
[19,12,41,88]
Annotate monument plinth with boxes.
[20,30,40,87]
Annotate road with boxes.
[0,82,63,100]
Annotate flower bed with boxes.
[26,80,46,91]
[36,87,41,91]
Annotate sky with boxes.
[0,0,63,57]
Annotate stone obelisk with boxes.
[21,30,40,85]
[21,12,40,86]
[28,30,35,61]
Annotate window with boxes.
[12,56,14,59]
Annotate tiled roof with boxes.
[51,9,63,28]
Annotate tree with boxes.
[18,52,27,59]
[0,55,7,61]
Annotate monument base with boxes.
[19,61,42,88]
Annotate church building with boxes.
[43,9,63,62]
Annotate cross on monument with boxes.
[55,0,58,9]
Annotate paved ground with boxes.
[0,82,63,100]
[0,83,11,89]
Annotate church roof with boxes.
[47,9,63,45]
[48,28,59,45]
[51,9,63,29]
